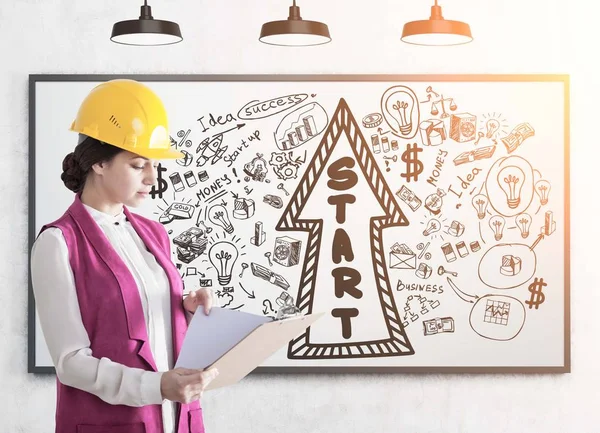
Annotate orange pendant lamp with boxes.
[401,0,472,46]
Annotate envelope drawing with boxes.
[389,251,416,270]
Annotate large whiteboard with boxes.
[29,75,569,373]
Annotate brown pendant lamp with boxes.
[259,0,331,47]
[111,1,183,46]
[401,0,472,46]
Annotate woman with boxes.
[30,79,218,433]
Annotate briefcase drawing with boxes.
[389,243,416,270]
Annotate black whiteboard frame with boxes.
[28,74,570,374]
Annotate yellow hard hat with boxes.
[69,79,183,159]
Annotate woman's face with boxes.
[92,150,158,207]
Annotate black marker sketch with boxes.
[207,204,234,234]
[423,317,455,336]
[169,172,185,192]
[149,164,168,199]
[174,227,208,264]
[362,112,383,128]
[232,197,255,220]
[238,263,249,278]
[215,286,234,307]
[389,243,416,270]
[250,221,267,246]
[276,98,413,359]
[264,252,273,267]
[244,185,253,195]
[196,221,212,235]
[400,143,424,182]
[269,151,304,180]
[416,242,431,260]
[401,294,440,328]
[485,155,535,217]
[183,170,197,188]
[424,188,445,215]
[176,149,194,167]
[471,194,489,219]
[415,263,432,279]
[243,153,269,182]
[535,179,551,205]
[238,282,256,299]
[199,278,212,287]
[176,129,193,147]
[437,266,457,277]
[515,213,532,238]
[489,215,506,241]
[501,122,535,153]
[263,194,283,209]
[419,119,447,146]
[159,201,195,224]
[469,295,526,341]
[422,219,441,236]
[441,243,457,263]
[274,102,328,150]
[208,241,239,286]
[449,113,476,142]
[198,171,209,182]
[453,145,496,166]
[275,291,301,319]
[237,94,308,121]
[273,236,302,267]
[196,135,227,167]
[447,220,465,237]
[395,185,422,211]
[277,183,290,196]
[250,262,290,290]
[381,85,420,139]
[478,243,537,289]
[525,277,547,309]
[263,299,276,316]
[540,210,556,236]
[455,241,469,258]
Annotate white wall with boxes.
[0,0,596,432]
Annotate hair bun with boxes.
[61,152,83,192]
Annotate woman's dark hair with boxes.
[61,135,124,193]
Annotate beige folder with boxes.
[204,312,324,390]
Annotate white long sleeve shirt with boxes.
[30,203,181,433]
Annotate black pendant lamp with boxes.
[259,0,331,47]
[111,1,183,46]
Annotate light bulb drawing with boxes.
[534,179,551,205]
[423,219,441,236]
[471,194,489,219]
[207,204,234,234]
[485,119,500,138]
[208,241,239,286]
[515,213,532,238]
[497,166,525,209]
[489,215,506,241]
[381,85,419,138]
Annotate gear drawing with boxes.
[276,162,299,180]
[269,152,288,169]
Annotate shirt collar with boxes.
[82,203,128,226]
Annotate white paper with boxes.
[175,307,272,370]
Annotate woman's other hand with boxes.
[183,288,214,315]
[160,367,219,403]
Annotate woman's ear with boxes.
[91,160,105,175]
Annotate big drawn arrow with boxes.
[276,98,414,360]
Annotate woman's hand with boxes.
[160,367,219,403]
[183,288,214,315]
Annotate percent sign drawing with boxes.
[400,143,424,182]
[177,129,192,147]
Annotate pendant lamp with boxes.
[259,0,331,47]
[111,1,183,46]
[401,0,472,46]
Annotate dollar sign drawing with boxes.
[525,277,547,309]
[150,164,168,199]
[400,143,424,182]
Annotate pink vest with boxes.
[39,194,205,433]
